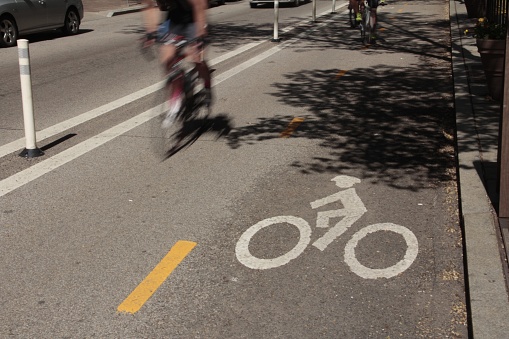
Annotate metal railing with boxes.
[487,0,509,25]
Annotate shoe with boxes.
[356,13,362,21]
[204,88,213,108]
[162,94,183,128]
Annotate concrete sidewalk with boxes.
[450,0,509,337]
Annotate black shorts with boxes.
[158,21,196,44]
[367,0,379,8]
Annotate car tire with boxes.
[250,2,257,7]
[63,8,80,35]
[0,16,18,48]
[292,0,299,7]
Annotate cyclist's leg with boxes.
[349,0,361,22]
[371,8,377,33]
[164,24,199,120]
[160,43,184,123]
[183,23,213,107]
[369,0,379,35]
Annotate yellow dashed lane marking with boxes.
[118,240,197,314]
[280,117,305,138]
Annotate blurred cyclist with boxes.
[141,0,212,119]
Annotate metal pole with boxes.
[498,3,509,217]
[272,0,281,42]
[17,39,43,158]
[312,0,316,22]
[331,0,336,13]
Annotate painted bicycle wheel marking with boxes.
[344,223,419,279]
[236,216,311,270]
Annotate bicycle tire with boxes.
[363,7,372,45]
[151,67,209,159]
[182,67,206,120]
[359,17,365,41]
[150,79,185,159]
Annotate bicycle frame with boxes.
[164,37,207,120]
[360,1,373,44]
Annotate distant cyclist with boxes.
[350,0,385,36]
[141,0,212,120]
[366,0,381,38]
[349,0,362,25]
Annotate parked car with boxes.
[0,0,84,47]
[209,0,226,6]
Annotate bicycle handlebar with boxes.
[139,34,209,61]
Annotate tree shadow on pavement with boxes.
[226,63,461,192]
[223,0,497,192]
[163,114,233,159]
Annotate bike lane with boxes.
[0,0,467,337]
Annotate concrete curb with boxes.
[450,0,509,337]
[106,4,145,17]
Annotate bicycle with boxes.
[235,175,419,279]
[143,36,211,159]
[359,0,373,45]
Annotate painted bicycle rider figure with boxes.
[349,0,385,36]
[141,0,212,123]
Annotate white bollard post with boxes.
[312,0,316,22]
[331,0,336,13]
[17,39,43,158]
[272,0,281,42]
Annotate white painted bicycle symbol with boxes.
[236,175,419,279]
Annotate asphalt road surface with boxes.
[0,0,469,337]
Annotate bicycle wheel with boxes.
[363,8,372,44]
[236,216,312,270]
[182,67,206,120]
[150,74,188,159]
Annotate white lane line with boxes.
[0,106,160,198]
[0,43,259,159]
[209,42,260,66]
[0,82,163,159]
[0,8,347,198]
[0,5,347,159]
[0,42,288,198]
